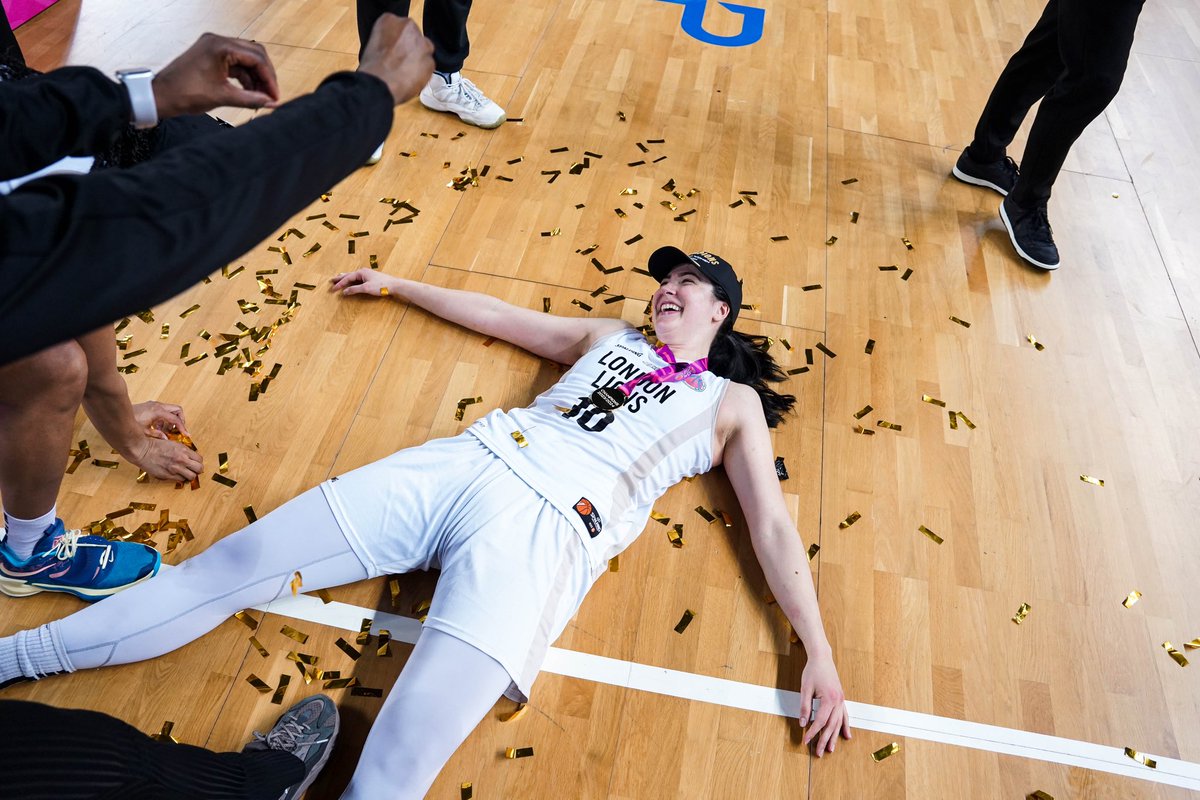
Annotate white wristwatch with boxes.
[116,67,158,129]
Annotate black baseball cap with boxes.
[647,246,743,324]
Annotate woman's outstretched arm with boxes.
[330,268,628,364]
[718,383,852,756]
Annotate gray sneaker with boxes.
[244,694,340,800]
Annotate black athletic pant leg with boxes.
[356,0,473,73]
[1,700,304,800]
[1,2,25,66]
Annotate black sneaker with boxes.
[952,150,1019,196]
[1000,196,1060,270]
[243,694,340,799]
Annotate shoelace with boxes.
[253,719,330,753]
[52,529,113,569]
[1003,156,1019,182]
[1032,204,1053,236]
[448,76,487,111]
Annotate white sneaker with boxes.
[365,143,384,166]
[419,72,506,129]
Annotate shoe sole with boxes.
[999,202,1060,271]
[419,95,506,129]
[0,553,162,601]
[951,164,1010,197]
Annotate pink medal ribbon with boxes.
[590,344,708,411]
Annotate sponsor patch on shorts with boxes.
[573,497,603,538]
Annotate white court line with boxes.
[255,593,1200,790]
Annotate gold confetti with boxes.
[234,610,259,630]
[853,404,873,420]
[901,268,913,281]
[1118,590,1142,609]
[815,342,836,358]
[949,316,971,328]
[377,629,392,657]
[954,411,977,429]
[150,721,179,744]
[1162,641,1189,667]
[212,473,237,488]
[694,506,716,523]
[511,430,529,448]
[948,410,958,430]
[499,703,528,723]
[356,617,373,646]
[179,304,201,319]
[876,420,902,431]
[1012,602,1032,624]
[244,505,258,524]
[542,297,552,313]
[864,339,875,355]
[246,674,272,693]
[674,609,696,634]
[1124,747,1157,769]
[91,459,120,469]
[922,394,946,407]
[504,746,535,759]
[852,425,875,436]
[608,556,619,572]
[335,637,362,661]
[540,228,561,237]
[290,571,303,596]
[807,543,820,560]
[619,188,637,196]
[461,783,474,800]
[455,396,482,421]
[801,284,822,291]
[667,525,685,548]
[918,525,944,544]
[786,367,809,376]
[841,177,858,185]
[650,510,671,526]
[771,235,790,242]
[1080,475,1105,487]
[872,742,900,762]
[839,511,861,529]
[781,339,792,351]
[249,636,269,658]
[1028,792,1054,800]
[1027,334,1046,351]
[302,243,322,258]
[624,234,644,246]
[878,265,898,272]
[902,237,913,250]
[826,236,838,246]
[570,299,593,312]
[280,625,310,644]
[850,211,860,223]
[270,674,291,705]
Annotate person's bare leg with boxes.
[0,341,88,522]
[75,328,202,482]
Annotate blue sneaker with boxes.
[0,519,161,601]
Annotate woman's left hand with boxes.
[799,652,852,756]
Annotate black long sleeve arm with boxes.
[0,66,132,179]
[0,70,393,364]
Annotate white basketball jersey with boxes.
[469,327,729,573]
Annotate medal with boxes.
[591,386,628,410]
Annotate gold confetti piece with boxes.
[853,425,876,436]
[850,211,860,224]
[504,746,535,759]
[114,317,131,334]
[1028,791,1054,800]
[91,459,120,469]
[918,525,944,544]
[1184,638,1200,650]
[815,342,836,358]
[270,674,291,705]
[949,316,972,329]
[807,543,820,560]
[667,525,685,548]
[872,742,900,762]
[160,323,170,340]
[212,473,237,488]
[136,309,155,323]
[149,721,179,744]
[234,610,259,630]
[335,637,362,661]
[179,304,201,319]
[570,299,593,312]
[876,420,902,431]
[1162,642,1189,667]
[1080,474,1105,487]
[224,265,246,280]
[348,240,356,255]
[1118,589,1143,608]
[900,268,914,281]
[454,396,483,421]
[902,237,914,250]
[462,783,474,800]
[660,200,678,212]
[826,236,838,246]
[246,674,272,693]
[729,199,744,208]
[539,228,561,237]
[377,629,392,657]
[841,177,858,185]
[839,511,861,529]
[624,234,644,246]
[215,453,230,475]
[280,625,310,644]
[632,267,652,277]
[356,618,373,646]
[249,636,269,658]
[955,411,977,429]
[511,430,529,448]
[1027,334,1046,351]
[619,188,638,196]
[608,556,619,572]
[323,677,358,690]
[542,297,552,313]
[650,510,671,526]
[129,501,156,511]
[922,394,946,407]
[674,609,696,634]
[694,506,716,523]
[289,571,303,596]
[801,284,822,291]
[1012,602,1032,624]
[105,507,134,520]
[239,506,257,526]
[499,703,528,723]
[787,367,809,375]
[864,339,876,355]
[878,265,898,272]
[1124,747,1157,769]
[853,404,873,420]
[122,348,147,360]
[617,110,627,121]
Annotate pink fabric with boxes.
[2,0,59,29]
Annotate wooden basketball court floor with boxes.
[6,0,1200,796]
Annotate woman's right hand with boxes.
[329,269,400,298]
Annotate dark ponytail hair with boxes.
[706,285,796,428]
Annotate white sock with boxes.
[0,626,73,684]
[2,507,57,560]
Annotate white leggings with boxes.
[32,488,513,799]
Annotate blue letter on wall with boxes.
[657,0,765,48]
